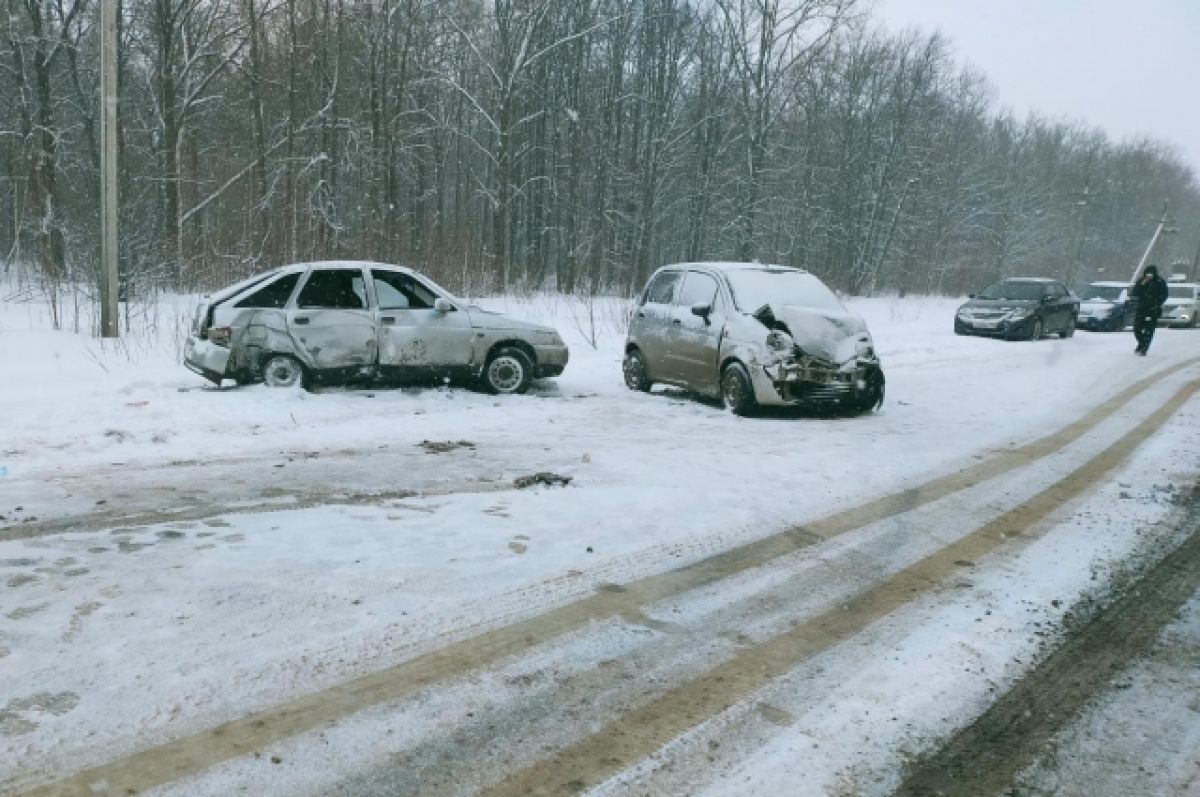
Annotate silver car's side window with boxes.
[643,271,681,305]
[371,270,438,310]
[296,269,368,310]
[234,272,301,309]
[675,272,719,309]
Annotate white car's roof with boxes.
[275,260,415,275]
[659,261,809,274]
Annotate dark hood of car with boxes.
[960,297,1040,311]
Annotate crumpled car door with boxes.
[288,267,377,371]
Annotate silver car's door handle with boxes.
[636,311,645,318]
[380,316,395,325]
[294,316,310,325]
[672,319,682,325]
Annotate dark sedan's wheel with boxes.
[1061,316,1076,338]
[954,320,968,336]
[622,348,652,392]
[721,362,757,417]
[1027,317,1044,341]
[483,347,533,394]
[262,354,305,388]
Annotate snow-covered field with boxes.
[2,289,1199,796]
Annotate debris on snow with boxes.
[513,472,572,489]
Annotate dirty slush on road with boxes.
[895,482,1200,797]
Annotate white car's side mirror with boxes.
[434,297,455,313]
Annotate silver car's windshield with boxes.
[725,269,844,313]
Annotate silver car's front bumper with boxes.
[183,337,232,383]
[752,357,879,405]
[531,343,570,377]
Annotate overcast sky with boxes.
[870,0,1200,176]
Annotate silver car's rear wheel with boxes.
[262,355,304,388]
[483,347,533,394]
[721,362,757,417]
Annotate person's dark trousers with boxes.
[1133,313,1159,353]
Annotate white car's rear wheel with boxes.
[262,355,304,388]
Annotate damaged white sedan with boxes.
[184,261,568,393]
[623,262,884,415]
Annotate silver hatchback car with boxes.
[184,261,568,392]
[623,262,884,415]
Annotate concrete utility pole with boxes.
[99,0,119,338]
[1131,202,1174,283]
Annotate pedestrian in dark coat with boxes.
[1130,264,1167,355]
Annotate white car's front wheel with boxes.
[483,347,533,394]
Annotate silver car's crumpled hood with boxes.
[765,304,871,364]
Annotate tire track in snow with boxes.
[14,362,1200,797]
[482,379,1200,797]
[891,487,1200,797]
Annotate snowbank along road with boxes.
[3,296,1200,795]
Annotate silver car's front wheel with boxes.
[721,362,757,417]
[483,347,533,394]
[262,355,304,388]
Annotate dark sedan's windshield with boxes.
[725,269,844,313]
[1080,285,1124,301]
[976,281,1045,301]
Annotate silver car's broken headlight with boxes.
[766,329,794,352]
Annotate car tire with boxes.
[721,362,757,417]
[622,348,652,392]
[1027,318,1044,341]
[261,355,305,388]
[1061,317,1075,338]
[483,346,533,394]
[847,364,886,414]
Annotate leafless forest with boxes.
[3,0,1199,307]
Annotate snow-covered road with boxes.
[2,295,1199,796]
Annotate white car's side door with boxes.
[371,269,475,369]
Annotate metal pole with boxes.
[99,0,119,337]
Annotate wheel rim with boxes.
[264,357,300,387]
[487,355,525,393]
[623,353,646,390]
[723,369,748,409]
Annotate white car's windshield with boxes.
[1081,285,1123,301]
[725,269,844,313]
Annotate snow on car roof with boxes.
[1089,281,1132,287]
[1001,277,1057,283]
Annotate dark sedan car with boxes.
[954,278,1078,340]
